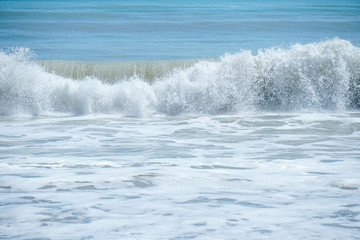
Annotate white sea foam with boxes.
[1,39,360,116]
[1,112,360,239]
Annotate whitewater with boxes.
[1,39,360,239]
[1,39,360,117]
[1,0,360,238]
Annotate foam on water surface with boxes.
[1,0,360,239]
[1,39,360,117]
[0,113,360,239]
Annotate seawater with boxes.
[1,0,360,239]
[1,113,360,239]
[1,39,360,116]
[1,0,360,60]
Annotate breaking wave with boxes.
[1,38,360,117]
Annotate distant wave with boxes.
[1,38,360,116]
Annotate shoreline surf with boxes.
[1,39,360,116]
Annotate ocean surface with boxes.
[1,0,360,60]
[1,0,360,239]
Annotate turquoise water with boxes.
[1,0,360,60]
[1,1,360,239]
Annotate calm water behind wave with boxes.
[1,0,360,60]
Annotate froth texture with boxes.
[1,39,359,116]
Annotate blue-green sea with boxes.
[1,0,359,60]
[1,1,360,239]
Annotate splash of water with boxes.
[1,39,359,117]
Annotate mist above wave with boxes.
[1,39,359,117]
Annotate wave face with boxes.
[37,59,202,84]
[1,39,360,116]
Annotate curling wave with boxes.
[1,38,360,116]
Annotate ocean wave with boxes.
[37,59,202,83]
[1,38,359,116]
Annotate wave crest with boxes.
[1,39,360,116]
